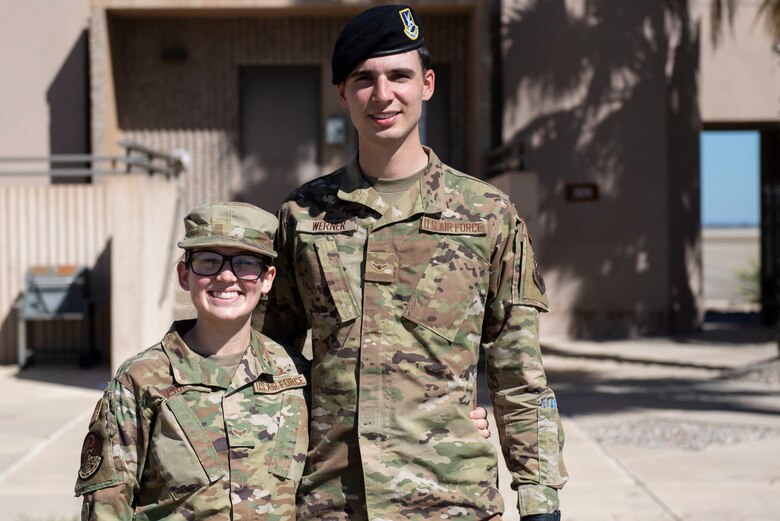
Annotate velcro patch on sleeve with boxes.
[512,219,549,311]
[78,432,104,480]
[75,397,119,495]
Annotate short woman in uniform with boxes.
[75,202,308,520]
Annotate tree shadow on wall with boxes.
[502,0,700,337]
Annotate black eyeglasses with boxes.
[187,251,267,281]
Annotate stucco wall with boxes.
[698,0,780,123]
[89,3,484,213]
[0,0,90,158]
[501,0,702,337]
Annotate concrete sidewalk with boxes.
[0,320,778,521]
[508,321,780,521]
[0,365,109,521]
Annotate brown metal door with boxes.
[239,66,321,213]
[420,63,453,169]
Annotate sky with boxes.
[700,130,760,228]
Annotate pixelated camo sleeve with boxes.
[75,380,144,520]
[484,212,568,516]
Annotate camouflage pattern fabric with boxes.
[264,147,568,520]
[74,320,308,520]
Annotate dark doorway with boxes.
[701,127,780,327]
[760,128,780,325]
[421,63,452,166]
[239,66,321,213]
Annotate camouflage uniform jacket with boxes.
[74,320,308,520]
[264,148,568,520]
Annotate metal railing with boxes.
[0,140,188,179]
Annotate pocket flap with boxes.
[270,393,308,483]
[403,237,488,342]
[313,238,361,323]
[166,396,225,483]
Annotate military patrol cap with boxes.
[177,202,278,259]
[331,4,425,84]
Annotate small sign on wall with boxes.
[565,182,600,202]
[325,116,346,145]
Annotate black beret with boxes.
[331,4,425,85]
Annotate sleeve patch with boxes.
[75,396,120,496]
[512,219,550,311]
[532,258,547,295]
[78,432,104,480]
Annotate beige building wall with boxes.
[0,183,112,364]
[7,0,775,346]
[88,0,490,214]
[108,175,179,375]
[501,0,702,337]
[0,0,90,158]
[0,176,179,369]
[697,0,780,123]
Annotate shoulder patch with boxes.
[532,259,547,295]
[512,219,550,311]
[74,395,120,496]
[78,432,104,480]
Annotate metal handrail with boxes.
[0,141,188,179]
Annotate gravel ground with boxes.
[585,417,780,451]
[584,358,780,451]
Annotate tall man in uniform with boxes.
[263,5,567,520]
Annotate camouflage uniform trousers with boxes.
[264,147,568,520]
[75,320,308,520]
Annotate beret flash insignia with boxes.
[399,8,419,40]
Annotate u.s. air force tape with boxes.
[253,374,307,393]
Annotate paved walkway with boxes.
[0,365,108,521]
[1,319,778,521]
[492,318,780,521]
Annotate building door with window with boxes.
[239,66,321,213]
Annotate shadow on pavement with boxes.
[12,364,111,390]
[539,345,735,371]
[477,313,780,420]
[547,369,780,418]
[672,311,779,345]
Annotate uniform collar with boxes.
[338,153,387,214]
[231,330,278,390]
[337,146,448,216]
[162,320,277,391]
